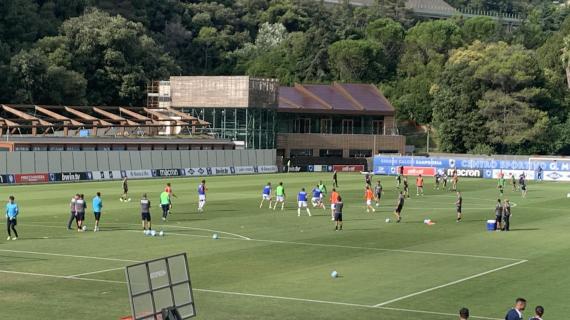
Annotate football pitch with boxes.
[0,173,568,319]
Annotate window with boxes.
[32,145,47,151]
[290,149,313,157]
[111,145,126,151]
[15,145,30,151]
[66,145,81,151]
[372,120,384,135]
[82,145,96,151]
[349,149,372,158]
[342,119,354,134]
[319,149,343,157]
[320,118,332,134]
[48,145,64,151]
[294,118,311,133]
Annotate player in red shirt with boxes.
[365,186,375,213]
[329,189,340,221]
[165,183,177,213]
[416,174,424,196]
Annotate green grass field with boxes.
[0,173,568,319]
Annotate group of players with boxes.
[65,178,208,233]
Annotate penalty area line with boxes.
[0,269,501,320]
[372,259,528,307]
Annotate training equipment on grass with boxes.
[385,218,390,223]
[212,233,219,240]
[486,220,497,231]
[423,219,435,225]
[331,271,338,278]
[567,193,570,198]
[125,253,196,319]
[144,230,150,236]
[159,230,164,237]
[150,230,157,237]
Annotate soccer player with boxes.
[329,188,340,220]
[495,199,503,231]
[297,188,311,217]
[92,192,103,232]
[140,193,152,231]
[537,166,543,181]
[394,191,405,223]
[442,173,448,190]
[456,191,463,222]
[459,307,469,320]
[365,173,372,187]
[197,179,207,212]
[434,172,441,190]
[67,194,78,230]
[374,180,383,207]
[498,176,506,197]
[318,180,327,197]
[519,174,527,198]
[160,190,171,220]
[403,177,410,198]
[396,173,402,189]
[274,182,286,211]
[311,185,325,210]
[260,182,273,209]
[75,194,87,232]
[451,171,459,191]
[6,196,19,240]
[510,174,517,191]
[332,171,338,188]
[529,305,544,320]
[334,196,343,231]
[165,182,177,213]
[120,177,129,202]
[416,174,424,196]
[503,199,512,231]
[365,186,376,213]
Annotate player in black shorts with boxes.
[394,191,405,223]
[455,191,462,222]
[374,180,383,207]
[334,197,343,231]
[502,199,512,231]
[140,193,152,231]
[120,177,130,202]
[494,199,503,231]
[403,177,410,198]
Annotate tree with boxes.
[462,17,501,44]
[366,18,405,75]
[561,35,570,90]
[328,39,385,82]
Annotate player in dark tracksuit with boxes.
[67,194,78,230]
[394,192,405,223]
[503,199,512,231]
[495,199,503,231]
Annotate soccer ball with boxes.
[212,233,219,240]
[150,230,156,237]
[331,271,338,278]
[82,225,87,231]
[385,218,390,223]
[144,230,150,235]
[567,193,570,198]
[127,198,132,202]
[159,230,164,237]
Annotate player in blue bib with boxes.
[297,188,311,217]
[197,180,207,212]
[260,182,273,209]
[311,185,325,210]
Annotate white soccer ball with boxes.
[212,233,219,240]
[385,218,390,223]
[82,225,87,231]
[567,193,570,198]
[128,198,132,202]
[159,230,164,237]
[331,271,338,278]
[150,230,156,237]
[144,230,150,235]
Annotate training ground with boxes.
[0,173,568,319]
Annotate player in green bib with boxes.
[274,182,286,211]
[160,191,171,221]
[497,177,506,197]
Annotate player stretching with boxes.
[403,177,410,198]
[394,191,405,223]
[374,180,383,207]
[140,193,152,232]
[330,188,340,220]
[160,190,170,220]
[76,194,86,232]
[6,196,19,240]
[365,186,376,213]
[332,171,338,188]
[274,182,286,211]
[165,183,177,214]
[455,191,462,222]
[416,174,424,196]
[120,177,130,202]
[197,180,207,212]
[334,196,343,231]
[92,192,103,232]
[311,185,325,210]
[260,182,273,208]
[297,188,311,217]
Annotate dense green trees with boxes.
[0,0,570,154]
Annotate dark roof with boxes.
[278,83,395,116]
[2,137,232,145]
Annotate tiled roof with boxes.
[278,83,395,115]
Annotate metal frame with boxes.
[126,253,196,320]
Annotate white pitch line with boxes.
[0,249,141,263]
[159,225,252,240]
[66,267,125,278]
[373,259,528,307]
[0,269,501,320]
[125,230,244,240]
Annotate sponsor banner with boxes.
[258,165,278,173]
[373,166,396,175]
[491,169,535,180]
[153,169,184,177]
[403,166,436,177]
[286,166,303,173]
[124,170,153,179]
[15,173,49,183]
[234,166,255,175]
[185,167,209,176]
[333,165,365,172]
[446,168,483,178]
[212,167,232,175]
[373,156,450,168]
[53,172,93,182]
[0,175,15,184]
[542,171,570,181]
[91,170,122,180]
